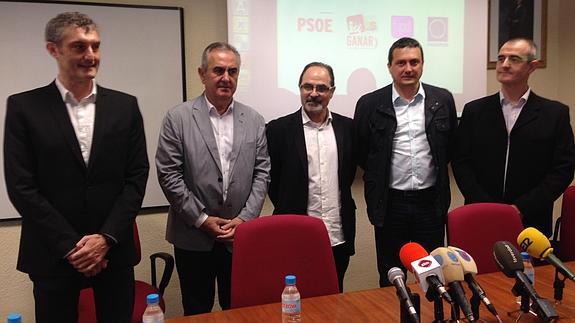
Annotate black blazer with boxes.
[452,92,575,236]
[266,109,357,255]
[353,83,458,227]
[4,81,149,276]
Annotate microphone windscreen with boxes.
[430,247,465,283]
[387,267,405,283]
[517,227,553,259]
[448,246,478,275]
[399,242,428,272]
[493,241,524,278]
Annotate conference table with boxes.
[167,263,575,322]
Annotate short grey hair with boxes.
[200,42,241,71]
[45,12,98,44]
[503,38,538,61]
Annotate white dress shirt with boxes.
[55,78,96,166]
[390,84,436,190]
[500,88,530,193]
[195,95,235,227]
[302,108,344,247]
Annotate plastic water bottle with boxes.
[142,293,164,323]
[281,275,301,323]
[522,252,536,285]
[6,313,21,323]
[517,252,535,304]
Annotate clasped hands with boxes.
[200,216,244,242]
[67,234,110,278]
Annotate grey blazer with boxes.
[155,94,270,251]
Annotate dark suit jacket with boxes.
[266,109,356,255]
[452,92,575,236]
[353,83,458,227]
[4,81,149,276]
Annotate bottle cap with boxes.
[520,251,530,260]
[146,293,160,305]
[7,313,22,323]
[285,275,296,285]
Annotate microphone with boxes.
[399,242,453,304]
[517,227,575,281]
[431,247,476,322]
[387,267,420,323]
[448,246,500,319]
[493,241,558,321]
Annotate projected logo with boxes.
[346,15,377,49]
[391,16,413,38]
[427,17,448,43]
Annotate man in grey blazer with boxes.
[156,42,270,315]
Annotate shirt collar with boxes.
[55,78,97,104]
[301,107,332,128]
[391,83,425,105]
[499,88,531,105]
[204,93,234,116]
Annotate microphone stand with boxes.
[400,288,421,323]
[448,288,461,322]
[426,288,445,322]
[553,268,575,311]
[553,268,566,303]
[507,281,536,322]
[469,289,481,320]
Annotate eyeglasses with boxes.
[497,55,532,65]
[299,83,333,94]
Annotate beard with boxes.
[303,96,324,114]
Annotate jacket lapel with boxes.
[331,114,345,184]
[87,85,107,173]
[423,84,442,129]
[512,93,540,131]
[291,110,309,179]
[46,82,86,170]
[227,104,246,179]
[192,98,223,174]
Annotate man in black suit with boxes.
[453,38,575,237]
[354,38,457,287]
[4,12,148,322]
[266,62,356,292]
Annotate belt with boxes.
[389,186,436,199]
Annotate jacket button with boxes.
[217,178,222,182]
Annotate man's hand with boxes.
[67,234,110,276]
[199,216,232,238]
[216,217,245,242]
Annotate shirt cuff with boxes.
[100,233,118,246]
[194,212,208,228]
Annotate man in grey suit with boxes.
[156,42,270,315]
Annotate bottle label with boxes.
[282,299,301,314]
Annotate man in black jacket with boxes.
[4,12,148,322]
[354,38,457,286]
[266,62,356,292]
[453,38,575,237]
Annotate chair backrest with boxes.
[230,215,339,308]
[559,186,575,261]
[448,203,524,274]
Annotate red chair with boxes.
[230,215,339,308]
[77,223,174,323]
[448,203,524,274]
[554,186,575,261]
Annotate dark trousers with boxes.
[375,189,445,287]
[174,242,232,315]
[332,244,350,293]
[31,267,135,323]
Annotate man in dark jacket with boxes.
[267,62,356,292]
[453,38,575,237]
[354,38,457,286]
